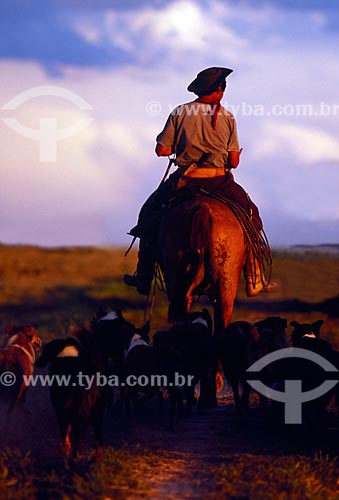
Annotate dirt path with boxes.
[115,390,309,500]
[127,406,242,500]
[2,383,338,500]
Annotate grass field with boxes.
[0,244,339,499]
[0,244,338,341]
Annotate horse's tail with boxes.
[189,203,210,250]
[169,204,210,321]
[183,203,210,278]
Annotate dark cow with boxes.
[35,309,136,461]
[243,317,289,415]
[123,322,162,416]
[288,319,339,431]
[219,321,259,415]
[153,309,213,426]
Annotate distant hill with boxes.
[289,244,339,255]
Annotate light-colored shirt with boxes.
[156,101,240,168]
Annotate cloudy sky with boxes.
[0,0,338,247]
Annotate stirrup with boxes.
[246,280,278,298]
[123,274,150,296]
[123,274,138,287]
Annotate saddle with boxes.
[176,164,230,186]
[129,179,240,240]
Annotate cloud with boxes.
[0,0,123,75]
[0,60,165,245]
[93,0,247,70]
[58,0,170,11]
[0,0,338,246]
[235,120,339,230]
[226,0,338,12]
[252,122,339,166]
[1,0,336,76]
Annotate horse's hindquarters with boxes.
[158,197,245,326]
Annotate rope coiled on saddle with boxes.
[198,188,273,287]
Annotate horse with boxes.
[158,195,246,332]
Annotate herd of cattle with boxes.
[0,309,338,461]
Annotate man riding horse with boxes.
[123,67,277,298]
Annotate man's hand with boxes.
[227,148,243,168]
[155,143,172,157]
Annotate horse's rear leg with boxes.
[212,297,234,333]
[207,296,236,406]
[240,381,251,416]
[229,379,241,415]
[206,336,220,407]
[59,424,73,464]
[198,371,210,411]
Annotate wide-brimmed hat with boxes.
[187,67,233,95]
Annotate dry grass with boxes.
[0,245,136,304]
[1,245,337,304]
[211,453,339,500]
[0,244,337,342]
[0,244,339,499]
[0,446,154,500]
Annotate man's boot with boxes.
[244,254,278,297]
[123,237,156,295]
